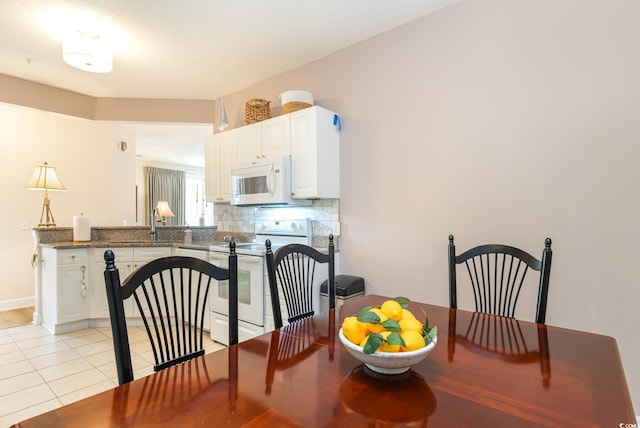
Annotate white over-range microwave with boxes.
[230,155,310,206]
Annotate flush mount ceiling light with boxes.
[63,30,112,73]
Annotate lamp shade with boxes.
[156,201,175,217]
[25,162,66,191]
[63,31,113,73]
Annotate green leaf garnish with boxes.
[358,306,374,318]
[357,310,380,324]
[385,332,406,347]
[363,333,383,354]
[424,326,438,345]
[394,296,411,308]
[381,318,401,332]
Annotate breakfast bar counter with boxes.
[12,295,636,427]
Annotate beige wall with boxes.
[0,0,637,413]
[218,0,640,412]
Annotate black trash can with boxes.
[320,275,365,312]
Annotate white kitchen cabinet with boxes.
[175,247,211,331]
[41,247,89,334]
[205,132,237,203]
[89,247,171,323]
[89,247,134,320]
[236,115,291,163]
[290,106,340,199]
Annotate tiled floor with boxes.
[0,323,224,428]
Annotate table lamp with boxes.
[25,162,66,227]
[156,200,175,225]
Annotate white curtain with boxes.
[144,166,185,225]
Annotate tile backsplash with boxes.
[212,199,340,245]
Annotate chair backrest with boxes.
[265,235,335,329]
[104,243,238,385]
[448,235,552,324]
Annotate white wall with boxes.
[0,103,136,308]
[216,0,640,413]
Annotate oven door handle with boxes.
[237,256,264,264]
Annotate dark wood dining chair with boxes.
[265,235,335,329]
[448,235,552,324]
[103,243,238,385]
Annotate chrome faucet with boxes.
[150,208,158,241]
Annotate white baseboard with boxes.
[0,297,35,311]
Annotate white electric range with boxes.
[208,218,312,344]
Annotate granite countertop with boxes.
[39,240,221,251]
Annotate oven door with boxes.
[209,252,264,326]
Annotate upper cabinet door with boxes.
[236,115,291,164]
[205,132,238,203]
[236,122,263,163]
[261,114,291,158]
[290,106,340,199]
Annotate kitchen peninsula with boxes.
[32,225,241,334]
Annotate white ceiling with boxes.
[0,0,459,166]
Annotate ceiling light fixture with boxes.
[63,30,113,73]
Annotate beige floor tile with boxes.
[14,334,62,350]
[0,398,62,428]
[84,349,115,367]
[29,348,82,370]
[7,325,51,341]
[0,383,57,417]
[0,361,36,382]
[20,340,71,359]
[56,327,101,339]
[63,331,110,348]
[0,342,20,355]
[0,350,28,366]
[47,368,110,397]
[58,379,116,406]
[75,339,113,357]
[0,323,226,425]
[133,364,155,380]
[131,354,153,371]
[97,361,118,380]
[38,358,93,383]
[0,372,44,398]
[129,339,153,354]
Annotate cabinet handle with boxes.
[80,265,87,297]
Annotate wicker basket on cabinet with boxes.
[244,98,271,124]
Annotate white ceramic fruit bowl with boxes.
[339,328,437,375]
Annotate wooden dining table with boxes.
[12,295,636,427]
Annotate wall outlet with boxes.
[19,219,29,230]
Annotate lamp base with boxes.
[39,192,57,227]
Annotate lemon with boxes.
[399,317,423,334]
[401,308,417,320]
[379,331,401,352]
[380,299,403,321]
[359,335,370,348]
[400,330,426,351]
[342,316,368,345]
[366,308,388,333]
